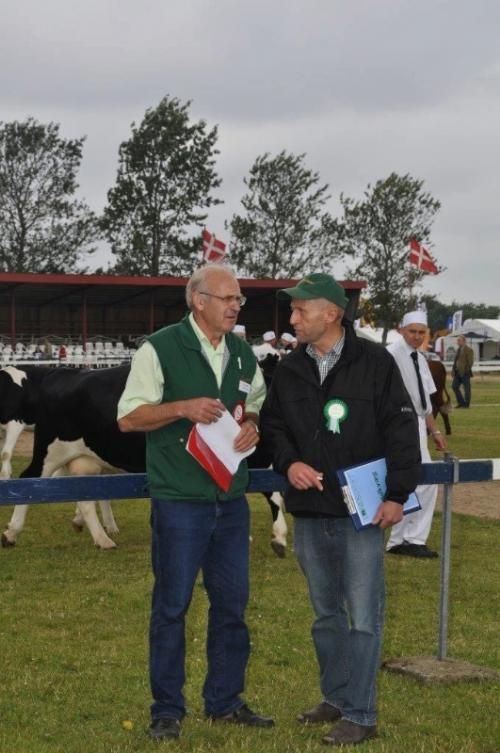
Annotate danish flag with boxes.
[201,229,226,263]
[408,238,438,275]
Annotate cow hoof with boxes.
[72,521,84,533]
[1,533,16,548]
[105,526,120,535]
[96,540,117,550]
[271,540,286,558]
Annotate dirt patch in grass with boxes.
[436,481,500,519]
[13,431,500,521]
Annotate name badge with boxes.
[233,401,245,424]
[239,380,251,394]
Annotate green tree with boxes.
[0,118,98,273]
[333,173,441,343]
[101,96,222,276]
[228,151,343,278]
[420,295,452,333]
[455,302,500,323]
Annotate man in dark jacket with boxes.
[452,335,474,407]
[261,273,420,747]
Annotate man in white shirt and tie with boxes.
[386,310,447,558]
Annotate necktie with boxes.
[410,351,427,411]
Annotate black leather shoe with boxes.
[149,717,181,740]
[415,544,439,558]
[323,719,377,746]
[297,701,342,724]
[209,703,274,728]
[387,542,438,559]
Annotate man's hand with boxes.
[432,431,447,451]
[372,500,404,529]
[182,398,224,424]
[287,462,324,491]
[233,420,260,453]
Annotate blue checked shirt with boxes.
[306,330,345,384]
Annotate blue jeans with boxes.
[149,497,250,721]
[452,372,471,407]
[294,517,385,726]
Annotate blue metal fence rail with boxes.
[0,458,496,506]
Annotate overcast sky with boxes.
[1,0,499,305]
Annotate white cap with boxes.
[233,324,246,335]
[401,310,428,327]
[263,330,276,342]
[281,332,296,343]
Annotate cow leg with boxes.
[72,503,84,532]
[72,500,118,535]
[1,420,30,545]
[75,502,117,550]
[64,458,117,550]
[1,504,29,547]
[71,499,120,533]
[265,492,288,558]
[98,500,119,535]
[0,420,25,479]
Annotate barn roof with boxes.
[0,272,366,306]
[0,272,366,343]
[0,271,365,308]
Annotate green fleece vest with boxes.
[146,316,258,501]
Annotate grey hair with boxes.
[185,264,237,309]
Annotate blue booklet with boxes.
[336,457,421,530]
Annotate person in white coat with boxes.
[232,324,247,340]
[386,310,447,558]
[252,331,280,362]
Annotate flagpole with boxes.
[407,244,414,304]
[227,225,232,267]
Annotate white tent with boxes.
[443,319,500,361]
[355,326,401,345]
[457,319,500,341]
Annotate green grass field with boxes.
[0,377,498,753]
[429,374,500,460]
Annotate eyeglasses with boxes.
[199,291,247,307]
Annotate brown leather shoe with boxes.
[323,719,377,746]
[297,701,342,724]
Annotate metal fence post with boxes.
[438,452,460,660]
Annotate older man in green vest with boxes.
[117,264,272,740]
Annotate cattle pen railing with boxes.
[1,458,499,667]
[442,360,500,373]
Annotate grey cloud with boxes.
[0,0,499,303]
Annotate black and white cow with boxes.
[0,364,287,554]
[250,353,288,557]
[0,365,143,549]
